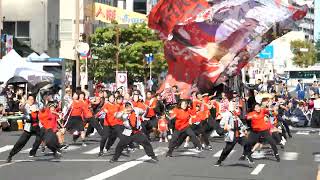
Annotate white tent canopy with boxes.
[0,49,54,85]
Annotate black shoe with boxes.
[109,158,118,163]
[166,152,173,157]
[280,145,284,149]
[151,156,159,162]
[98,152,104,157]
[207,145,213,151]
[288,134,293,138]
[6,156,12,163]
[239,155,246,161]
[275,154,280,162]
[214,161,222,167]
[54,151,62,159]
[246,155,254,167]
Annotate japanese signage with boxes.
[94,3,147,24]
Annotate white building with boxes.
[2,0,60,57]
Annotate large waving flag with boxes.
[148,0,311,98]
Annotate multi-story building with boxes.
[314,0,320,42]
[295,1,320,43]
[1,0,60,57]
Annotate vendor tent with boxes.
[0,49,54,84]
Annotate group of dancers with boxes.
[6,88,290,167]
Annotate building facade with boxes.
[2,0,60,57]
[314,0,320,42]
[295,1,320,43]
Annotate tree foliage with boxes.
[316,40,320,63]
[290,40,316,67]
[88,22,167,84]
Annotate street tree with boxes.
[316,40,320,63]
[290,40,316,67]
[89,22,167,84]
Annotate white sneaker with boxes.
[282,136,287,143]
[89,130,97,137]
[210,130,220,137]
[183,142,189,148]
[82,143,87,147]
[202,144,206,148]
[159,139,163,142]
[165,138,168,142]
[139,145,144,150]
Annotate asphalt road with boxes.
[0,128,319,180]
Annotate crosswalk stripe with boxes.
[314,154,320,162]
[0,145,13,154]
[180,149,201,155]
[213,149,235,158]
[296,131,310,135]
[250,164,265,175]
[83,147,100,154]
[282,152,298,161]
[63,145,80,152]
[84,147,167,180]
[21,148,32,154]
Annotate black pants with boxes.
[100,125,124,152]
[272,132,282,144]
[311,110,320,128]
[85,117,103,137]
[42,129,60,153]
[85,118,103,137]
[194,121,210,146]
[168,127,201,153]
[219,137,246,162]
[29,128,60,155]
[244,130,278,156]
[279,118,292,137]
[9,127,42,157]
[113,131,155,160]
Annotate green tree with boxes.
[316,40,320,63]
[89,22,167,84]
[290,40,317,67]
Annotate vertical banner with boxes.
[116,71,128,93]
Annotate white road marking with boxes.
[314,154,320,162]
[63,145,80,152]
[83,147,100,154]
[0,145,13,154]
[296,131,310,135]
[0,162,16,168]
[250,164,265,175]
[21,148,32,153]
[84,147,167,180]
[180,150,199,155]
[213,149,235,158]
[282,152,298,161]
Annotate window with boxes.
[3,21,30,39]
[55,24,59,41]
[16,21,30,37]
[60,19,72,40]
[134,0,147,14]
[3,22,15,36]
[48,22,52,46]
[289,71,320,79]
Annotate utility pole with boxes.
[115,25,119,72]
[75,0,80,87]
